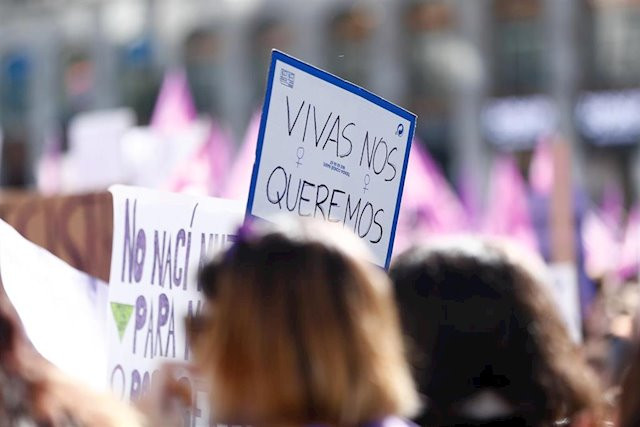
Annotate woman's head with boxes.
[389,236,602,426]
[191,218,419,425]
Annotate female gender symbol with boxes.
[296,146,304,167]
[363,173,371,192]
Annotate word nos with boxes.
[285,95,399,183]
[257,96,407,245]
[119,199,236,288]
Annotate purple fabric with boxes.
[151,68,197,132]
[482,155,538,253]
[308,417,417,427]
[529,188,596,314]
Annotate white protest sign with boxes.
[246,51,416,269]
[64,108,135,191]
[120,120,210,189]
[0,219,108,391]
[107,185,243,425]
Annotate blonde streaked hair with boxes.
[190,218,419,425]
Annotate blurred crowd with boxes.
[2,218,640,426]
[2,0,640,426]
[3,0,640,200]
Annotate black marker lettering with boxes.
[286,96,305,136]
[327,189,345,223]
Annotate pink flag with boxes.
[582,209,621,279]
[151,69,197,133]
[600,181,624,233]
[395,139,468,251]
[618,205,640,280]
[166,120,233,196]
[223,112,261,202]
[529,139,554,195]
[483,156,538,252]
[458,170,483,229]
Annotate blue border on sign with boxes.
[245,50,416,270]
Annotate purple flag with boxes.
[529,139,554,195]
[458,170,483,229]
[223,112,261,202]
[600,181,624,234]
[166,120,233,196]
[618,205,640,280]
[151,69,197,133]
[483,156,538,252]
[581,208,621,279]
[395,139,468,252]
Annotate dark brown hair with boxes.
[390,237,603,426]
[619,339,640,427]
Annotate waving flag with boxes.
[529,138,554,195]
[618,205,640,280]
[582,208,621,279]
[151,69,197,133]
[166,120,233,196]
[483,155,538,252]
[600,182,624,234]
[395,139,468,251]
[223,112,261,202]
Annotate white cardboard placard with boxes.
[107,185,243,424]
[246,51,416,269]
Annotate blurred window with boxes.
[403,0,457,177]
[0,51,31,130]
[249,14,291,108]
[183,27,223,118]
[492,0,544,95]
[405,0,456,100]
[118,38,160,125]
[0,50,31,186]
[589,0,640,88]
[326,5,376,88]
[61,48,95,116]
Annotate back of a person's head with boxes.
[619,334,640,427]
[389,236,602,426]
[191,218,419,426]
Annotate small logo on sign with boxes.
[396,124,404,137]
[280,69,295,88]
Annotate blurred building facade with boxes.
[0,0,639,208]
